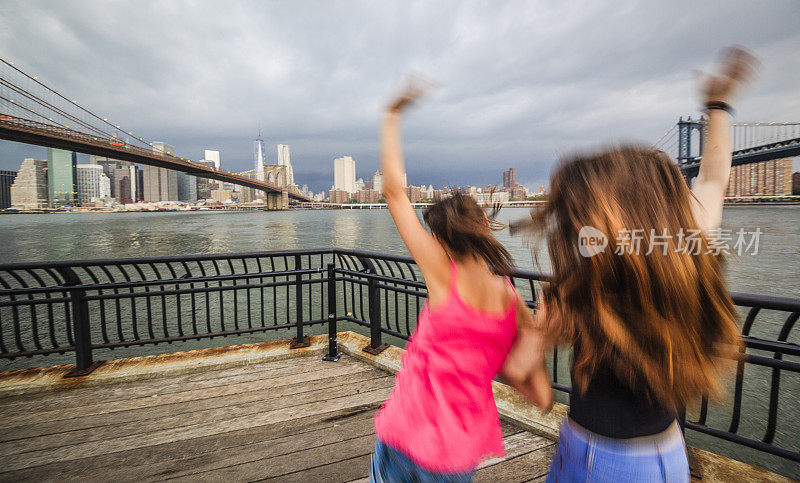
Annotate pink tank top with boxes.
[374,260,519,473]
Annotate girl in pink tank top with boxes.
[371,79,553,482]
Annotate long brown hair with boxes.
[520,146,741,411]
[423,191,514,275]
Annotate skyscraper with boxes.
[47,148,77,208]
[0,170,16,210]
[254,131,266,181]
[503,168,517,188]
[277,144,294,185]
[177,171,198,203]
[144,142,178,201]
[10,159,49,210]
[334,156,356,194]
[76,164,104,205]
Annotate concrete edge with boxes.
[0,335,327,397]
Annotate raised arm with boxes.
[691,46,757,231]
[381,81,450,293]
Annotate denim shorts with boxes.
[546,418,689,483]
[370,440,475,483]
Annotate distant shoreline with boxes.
[2,200,799,215]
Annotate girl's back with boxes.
[375,259,518,473]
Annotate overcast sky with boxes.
[1,0,798,193]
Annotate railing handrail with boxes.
[1,247,798,467]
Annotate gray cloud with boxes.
[1,0,798,192]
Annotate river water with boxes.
[0,206,798,477]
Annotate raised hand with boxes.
[386,74,436,114]
[698,45,758,106]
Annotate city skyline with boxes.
[2,2,798,193]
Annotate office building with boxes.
[355,189,381,203]
[0,170,17,209]
[334,156,356,193]
[254,132,266,180]
[144,142,178,201]
[76,164,105,205]
[204,149,221,170]
[10,159,49,210]
[277,144,294,185]
[47,148,77,208]
[503,168,517,188]
[177,171,198,203]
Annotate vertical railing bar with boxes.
[179,261,199,338]
[131,265,154,340]
[116,265,138,341]
[98,266,124,343]
[211,259,225,332]
[762,312,798,444]
[225,258,239,331]
[163,262,183,338]
[196,261,212,334]
[148,263,170,340]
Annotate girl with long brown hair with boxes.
[505,46,757,482]
[369,82,552,482]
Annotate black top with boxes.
[569,343,675,439]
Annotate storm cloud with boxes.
[1,0,798,192]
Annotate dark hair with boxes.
[516,145,740,410]
[423,191,514,275]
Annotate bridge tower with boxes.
[677,116,705,165]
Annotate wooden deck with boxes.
[0,354,554,482]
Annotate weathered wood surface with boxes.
[0,354,554,482]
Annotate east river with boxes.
[0,206,798,477]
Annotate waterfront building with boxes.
[111,165,139,203]
[177,171,198,203]
[472,190,509,204]
[277,144,294,185]
[210,189,232,203]
[89,155,136,201]
[76,164,104,205]
[10,159,49,210]
[0,170,17,209]
[99,173,111,199]
[372,171,382,194]
[254,134,266,181]
[328,188,351,204]
[334,156,356,194]
[144,142,178,202]
[47,148,77,208]
[194,159,217,200]
[406,186,424,203]
[503,168,517,188]
[355,189,381,203]
[725,158,793,197]
[355,177,365,192]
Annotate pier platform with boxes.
[0,332,789,482]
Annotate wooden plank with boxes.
[0,373,394,457]
[478,432,553,470]
[262,454,373,483]
[0,359,372,429]
[474,445,556,482]
[525,476,548,482]
[0,385,393,472]
[0,355,333,412]
[2,365,383,438]
[169,433,378,482]
[3,404,381,482]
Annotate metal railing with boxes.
[0,248,798,465]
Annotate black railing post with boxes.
[290,254,310,349]
[58,267,103,377]
[322,263,340,361]
[361,258,388,355]
[679,407,702,479]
